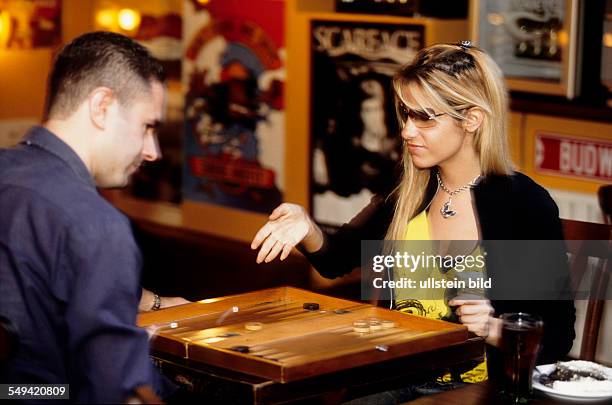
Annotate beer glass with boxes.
[500,313,543,403]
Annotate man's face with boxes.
[94,81,165,188]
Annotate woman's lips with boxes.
[407,143,425,153]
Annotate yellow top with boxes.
[395,210,488,383]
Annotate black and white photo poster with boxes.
[310,20,423,226]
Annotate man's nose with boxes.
[142,133,161,162]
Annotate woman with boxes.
[251,42,575,397]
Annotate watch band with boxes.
[151,293,161,311]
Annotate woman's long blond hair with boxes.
[385,43,514,240]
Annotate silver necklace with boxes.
[436,171,481,219]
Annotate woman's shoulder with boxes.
[500,172,561,227]
[477,172,563,239]
[508,172,558,209]
[484,171,557,208]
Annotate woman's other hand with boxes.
[449,298,501,347]
[251,203,324,263]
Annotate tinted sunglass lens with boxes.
[411,111,432,127]
[398,105,438,128]
[398,105,409,122]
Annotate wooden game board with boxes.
[138,287,468,383]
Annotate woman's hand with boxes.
[449,298,501,347]
[251,203,324,263]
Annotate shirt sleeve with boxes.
[303,195,392,279]
[62,216,156,403]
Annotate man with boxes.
[0,31,176,402]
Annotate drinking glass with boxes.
[500,312,544,403]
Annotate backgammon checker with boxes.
[138,287,469,383]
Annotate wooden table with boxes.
[140,287,486,404]
[406,381,574,405]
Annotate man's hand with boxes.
[139,288,190,312]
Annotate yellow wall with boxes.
[0,0,179,121]
[508,112,524,169]
[0,1,95,120]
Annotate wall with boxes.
[0,1,95,121]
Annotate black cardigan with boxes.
[304,172,576,376]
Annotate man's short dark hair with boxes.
[45,31,165,120]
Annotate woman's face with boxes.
[398,90,470,169]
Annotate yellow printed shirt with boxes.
[394,210,488,383]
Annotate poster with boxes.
[0,0,61,49]
[311,20,423,226]
[475,0,567,81]
[182,0,285,213]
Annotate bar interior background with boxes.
[0,0,610,365]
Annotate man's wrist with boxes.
[151,293,161,311]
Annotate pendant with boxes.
[440,198,456,218]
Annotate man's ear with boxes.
[88,87,114,130]
[462,107,485,134]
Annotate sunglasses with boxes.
[397,103,446,129]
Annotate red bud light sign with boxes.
[535,133,612,182]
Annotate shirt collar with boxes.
[21,126,97,190]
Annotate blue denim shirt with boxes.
[0,126,162,402]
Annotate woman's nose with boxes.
[400,119,419,141]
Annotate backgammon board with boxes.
[138,287,468,383]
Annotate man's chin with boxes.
[95,176,129,189]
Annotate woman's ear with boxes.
[88,87,114,130]
[462,107,485,134]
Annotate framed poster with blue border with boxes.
[182,0,285,214]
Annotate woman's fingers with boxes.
[251,222,273,250]
[459,313,487,324]
[252,203,311,264]
[280,243,293,261]
[464,322,489,337]
[459,312,490,336]
[454,303,493,316]
[451,300,493,337]
[269,205,286,221]
[256,235,278,264]
[449,299,489,307]
[264,240,284,263]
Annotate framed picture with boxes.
[182,0,285,214]
[471,0,582,98]
[310,20,424,227]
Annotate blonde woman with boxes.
[251,42,574,397]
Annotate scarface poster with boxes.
[311,21,423,226]
[183,0,284,213]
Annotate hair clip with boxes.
[459,40,472,50]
